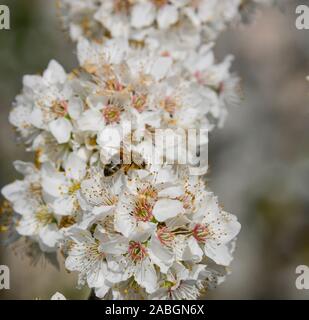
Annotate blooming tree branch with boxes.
[0,0,276,300]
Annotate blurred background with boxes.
[0,0,309,299]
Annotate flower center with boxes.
[192,224,208,243]
[103,105,121,124]
[59,215,76,229]
[133,199,153,222]
[132,94,147,113]
[105,79,124,92]
[68,182,81,195]
[51,100,68,117]
[157,226,175,246]
[139,186,158,201]
[128,241,147,262]
[35,207,54,225]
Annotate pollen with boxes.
[103,105,121,124]
[132,94,147,113]
[133,199,153,222]
[138,185,158,201]
[192,223,208,243]
[0,200,14,233]
[35,207,54,225]
[157,226,175,247]
[51,100,68,117]
[105,79,124,92]
[68,182,81,195]
[128,241,147,262]
[59,215,76,229]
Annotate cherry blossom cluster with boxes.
[59,0,274,48]
[0,0,276,300]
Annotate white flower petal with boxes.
[157,5,179,29]
[43,60,67,84]
[39,224,62,252]
[49,118,72,144]
[148,236,174,274]
[153,199,184,222]
[134,259,158,294]
[53,196,75,216]
[182,237,203,263]
[204,242,233,266]
[131,3,156,28]
[51,292,66,300]
[64,152,86,181]
[150,56,172,81]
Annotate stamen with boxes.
[103,105,121,124]
[132,94,147,113]
[157,226,175,246]
[105,79,124,92]
[192,223,208,243]
[0,201,14,233]
[133,199,153,222]
[68,182,81,195]
[51,100,68,117]
[59,215,76,229]
[128,241,147,262]
[35,206,54,225]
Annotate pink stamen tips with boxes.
[194,71,205,85]
[128,242,147,262]
[139,186,158,201]
[157,226,175,246]
[132,94,147,113]
[192,224,208,243]
[161,51,170,57]
[133,200,153,222]
[52,100,68,117]
[103,105,121,124]
[105,79,124,92]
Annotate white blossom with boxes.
[2,0,279,300]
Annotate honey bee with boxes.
[103,148,146,177]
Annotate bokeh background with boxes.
[0,0,309,299]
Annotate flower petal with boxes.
[49,118,72,144]
[152,199,184,222]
